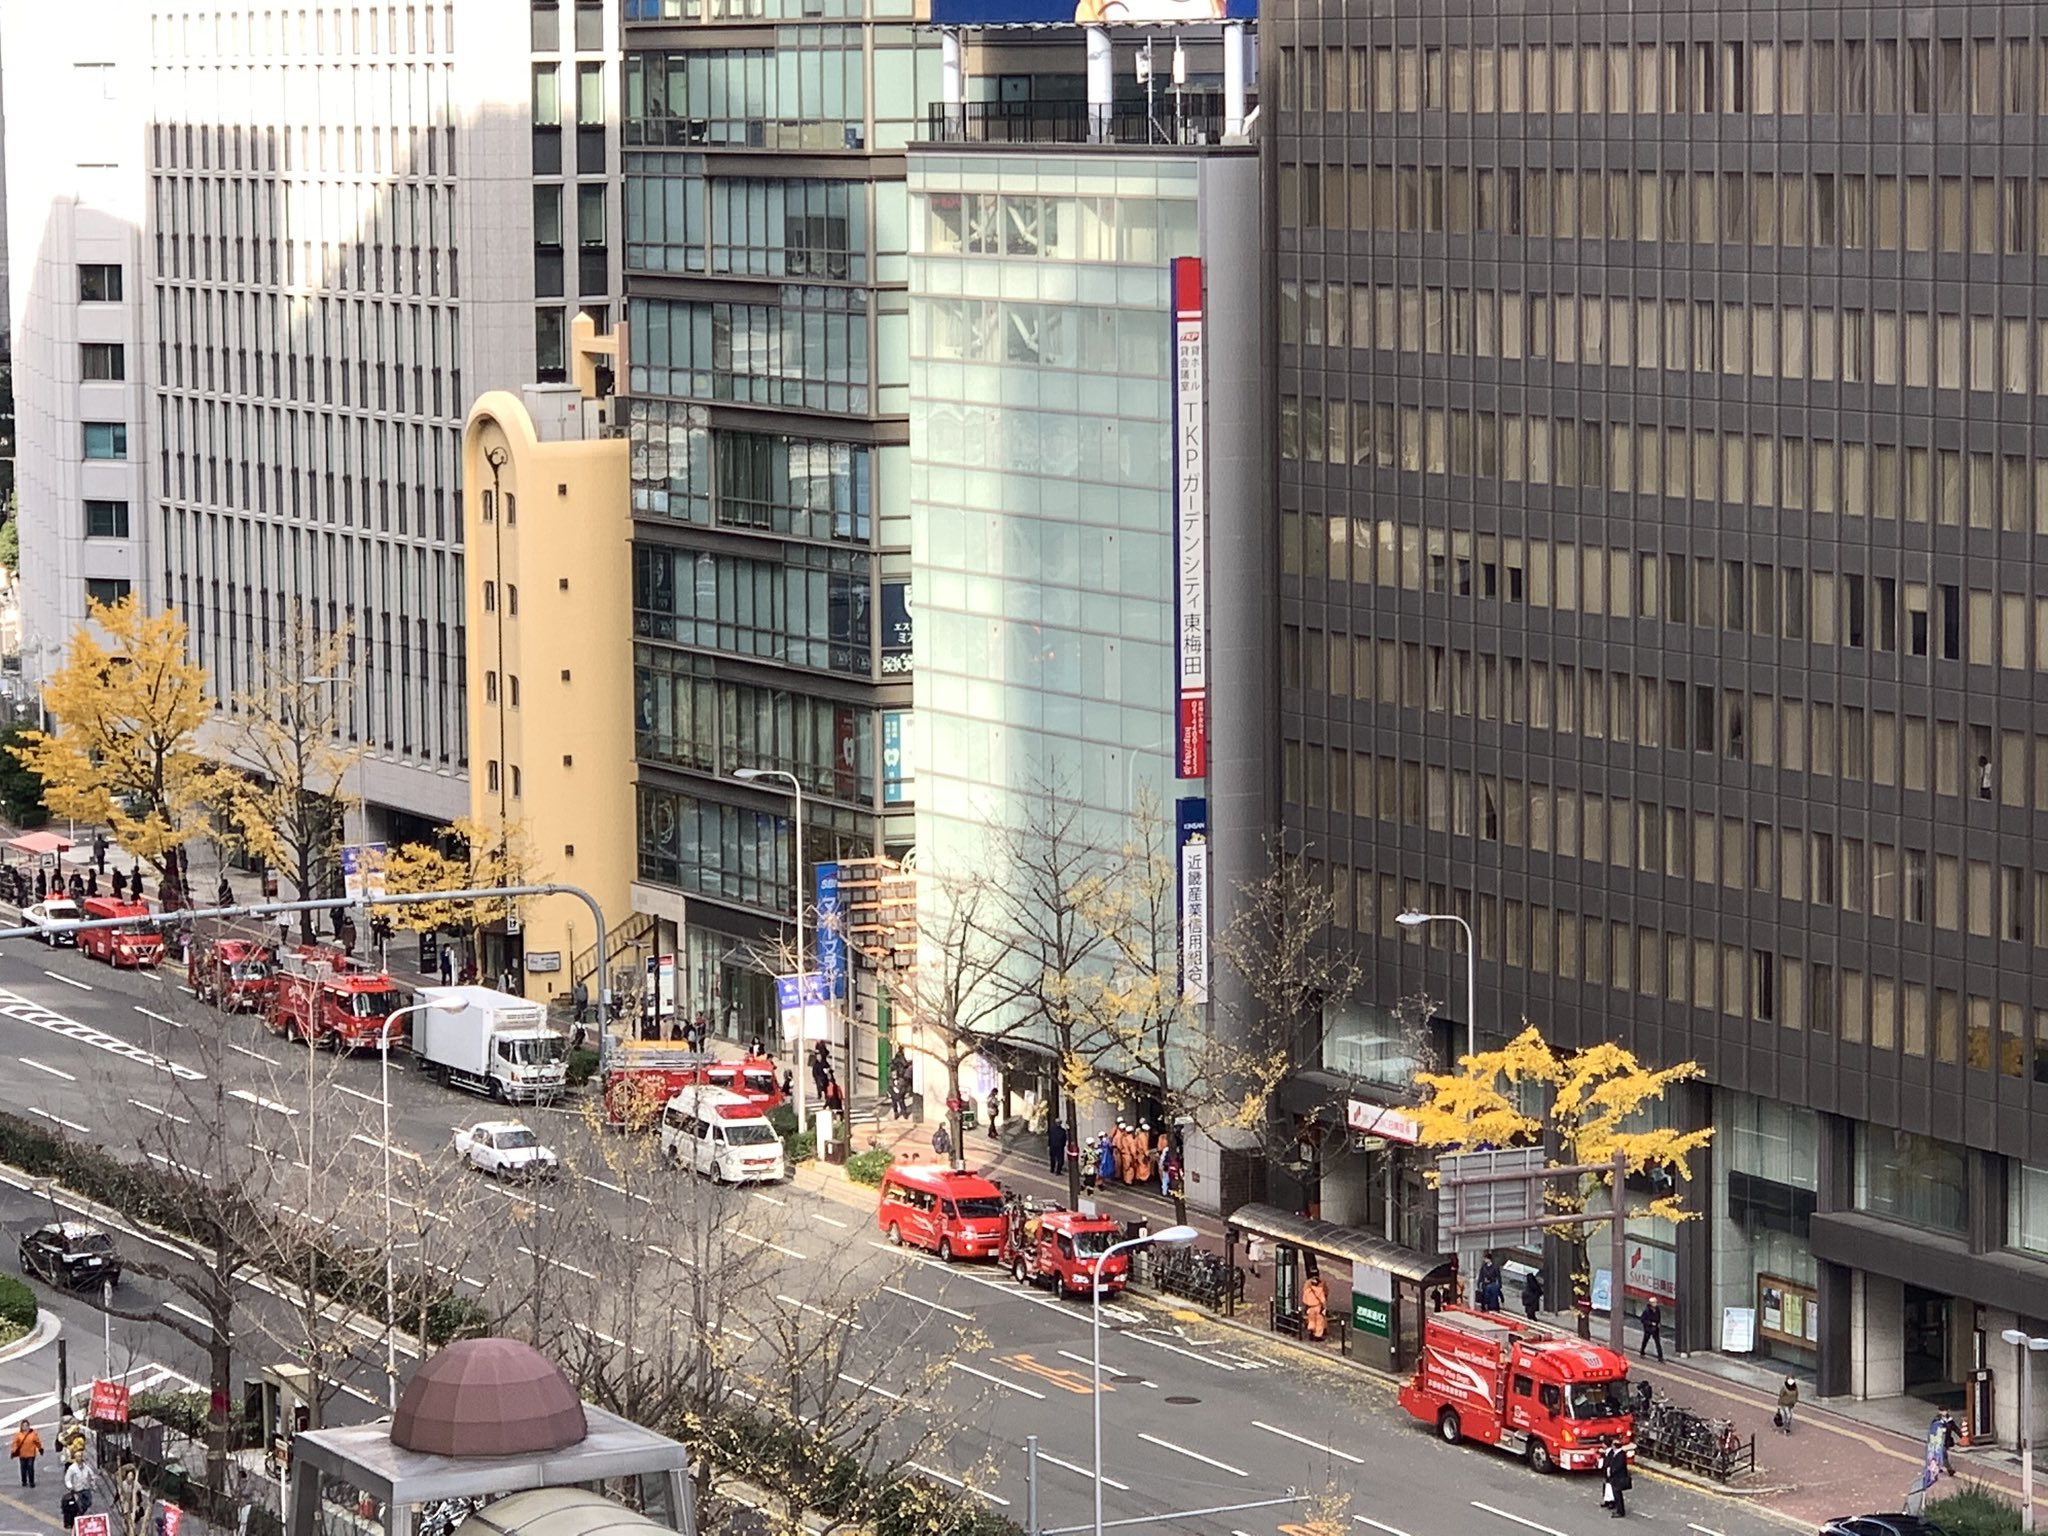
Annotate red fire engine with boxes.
[266,946,409,1050]
[77,898,164,968]
[189,936,277,1013]
[1001,1206,1131,1296]
[601,1046,785,1128]
[1398,1308,1635,1473]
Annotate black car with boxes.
[1821,1517,1950,1536]
[19,1221,122,1290]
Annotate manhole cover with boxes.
[1164,1395,1200,1405]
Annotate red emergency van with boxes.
[1398,1308,1634,1473]
[78,898,164,968]
[876,1166,1009,1262]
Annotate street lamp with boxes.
[733,768,807,1131]
[1395,910,1477,1063]
[1093,1224,1198,1536]
[379,996,463,1409]
[2002,1328,2048,1527]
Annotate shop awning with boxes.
[1225,1203,1454,1283]
[5,833,71,857]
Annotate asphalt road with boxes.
[0,939,1809,1536]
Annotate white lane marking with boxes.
[1123,1330,1238,1371]
[43,972,91,992]
[842,1374,903,1403]
[163,1302,210,1329]
[866,1239,1072,1314]
[29,1108,90,1135]
[1358,1519,1415,1536]
[20,1058,75,1081]
[178,986,196,996]
[335,1381,383,1409]
[584,1175,654,1206]
[1688,1527,1727,1536]
[134,1007,183,1030]
[516,1247,597,1280]
[884,1285,971,1321]
[750,1190,789,1207]
[0,986,201,1079]
[1253,1420,1365,1464]
[147,1152,209,1181]
[738,1232,803,1259]
[1055,1348,1158,1388]
[646,1244,696,1269]
[777,1294,862,1330]
[128,1100,190,1125]
[1473,1504,1569,1536]
[1137,1432,1246,1477]
[227,1043,269,1062]
[334,1084,384,1105]
[949,1360,1044,1399]
[810,1211,848,1229]
[230,1089,299,1117]
[1034,1450,1129,1490]
[350,1133,422,1163]
[484,1183,556,1212]
[906,1464,1009,1508]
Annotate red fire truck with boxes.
[188,937,277,1013]
[77,898,165,969]
[1398,1309,1635,1473]
[1001,1206,1131,1296]
[266,946,409,1050]
[601,1046,785,1128]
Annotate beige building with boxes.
[459,319,631,1005]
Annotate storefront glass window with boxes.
[1713,1091,1819,1360]
[1856,1127,1968,1234]
[2008,1163,2048,1256]
[1321,999,1428,1090]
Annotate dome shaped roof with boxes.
[459,1488,670,1536]
[390,1339,588,1458]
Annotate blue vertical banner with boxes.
[1175,797,1210,1003]
[815,861,846,999]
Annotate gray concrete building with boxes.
[1269,0,2048,1432]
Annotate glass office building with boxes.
[1268,0,2048,1423]
[622,4,938,1068]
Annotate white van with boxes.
[659,1085,787,1184]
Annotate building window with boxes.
[84,500,130,538]
[534,64,561,125]
[487,760,501,793]
[84,578,132,606]
[1855,1128,1967,1234]
[2010,1164,2048,1256]
[578,62,605,126]
[537,308,566,379]
[81,344,126,381]
[82,422,128,460]
[78,264,122,302]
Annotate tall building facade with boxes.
[6,0,622,844]
[141,0,622,840]
[2,5,152,670]
[1270,0,2048,1424]
[621,0,937,1070]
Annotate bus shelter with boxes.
[1225,1203,1455,1373]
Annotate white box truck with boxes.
[413,985,568,1102]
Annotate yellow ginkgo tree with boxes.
[1410,1023,1714,1324]
[13,595,219,892]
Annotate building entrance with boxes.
[1903,1285,1955,1395]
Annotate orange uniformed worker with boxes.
[1302,1271,1330,1341]
[12,1420,41,1488]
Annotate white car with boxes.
[23,900,82,946]
[453,1120,559,1179]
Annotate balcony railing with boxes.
[924,96,1233,147]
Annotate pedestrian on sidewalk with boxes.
[1522,1269,1545,1320]
[931,1120,951,1164]
[91,833,106,874]
[1598,1444,1631,1517]
[572,979,589,1024]
[1775,1376,1798,1433]
[1638,1299,1664,1361]
[1048,1118,1069,1175]
[12,1420,40,1487]
[63,1452,93,1515]
[1302,1265,1330,1341]
[217,873,233,906]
